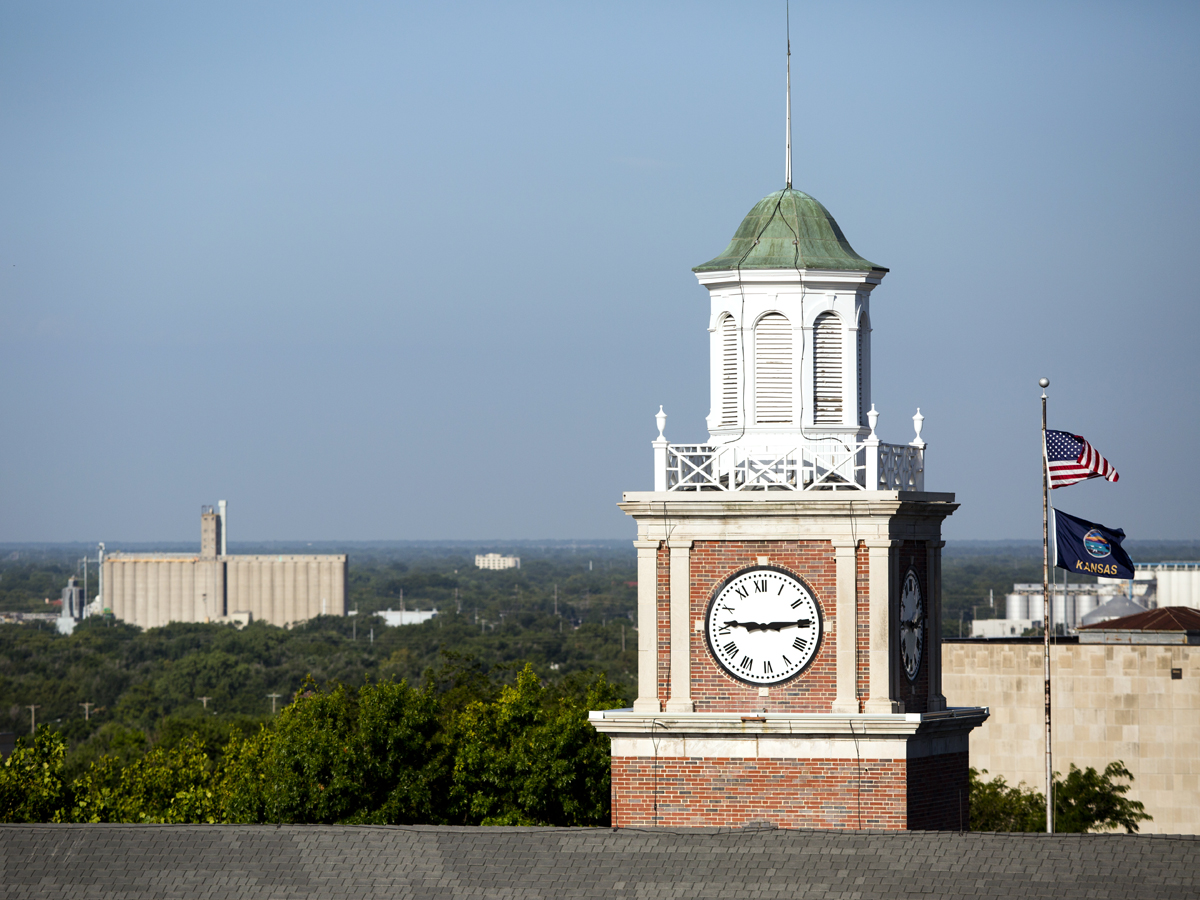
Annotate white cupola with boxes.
[692,188,887,453]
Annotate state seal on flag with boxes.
[1083,529,1111,558]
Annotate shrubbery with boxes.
[970,763,1151,833]
[0,661,624,826]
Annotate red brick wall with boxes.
[687,540,837,712]
[611,749,971,831]
[907,751,970,831]
[611,756,907,829]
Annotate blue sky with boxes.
[2,1,1197,543]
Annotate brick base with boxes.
[611,752,969,831]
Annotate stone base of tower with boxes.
[591,709,987,830]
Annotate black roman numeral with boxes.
[782,655,792,666]
[793,637,807,652]
[790,597,803,609]
[724,641,738,656]
[740,655,753,670]
[734,584,748,598]
[778,583,786,595]
[763,660,773,674]
[753,579,767,593]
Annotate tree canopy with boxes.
[970,764,1151,834]
[1,661,624,826]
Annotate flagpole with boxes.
[1039,376,1053,834]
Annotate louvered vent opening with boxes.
[857,317,864,426]
[754,313,792,424]
[720,315,739,427]
[813,312,843,425]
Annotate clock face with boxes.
[704,566,823,685]
[899,568,923,681]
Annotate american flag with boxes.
[1045,429,1119,488]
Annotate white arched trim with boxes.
[708,309,737,333]
[801,292,839,327]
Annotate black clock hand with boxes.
[723,619,812,632]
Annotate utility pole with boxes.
[80,702,94,721]
[369,627,373,645]
[554,584,558,616]
[267,693,282,714]
[27,705,40,735]
[622,624,626,653]
[198,696,212,709]
[353,607,357,641]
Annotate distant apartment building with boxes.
[98,502,346,629]
[475,553,520,570]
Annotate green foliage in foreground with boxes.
[0,662,624,826]
[970,763,1151,833]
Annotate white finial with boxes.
[867,403,879,439]
[655,406,668,441]
[785,1,792,189]
[911,408,926,448]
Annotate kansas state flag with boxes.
[1051,508,1134,579]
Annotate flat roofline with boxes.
[944,636,1079,644]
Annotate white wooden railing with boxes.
[651,405,926,492]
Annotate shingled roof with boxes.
[1078,605,1200,632]
[3,825,1198,899]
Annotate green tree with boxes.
[70,735,217,823]
[1055,761,1151,834]
[448,664,622,826]
[0,730,72,822]
[971,762,1151,833]
[969,768,1044,832]
[218,676,443,824]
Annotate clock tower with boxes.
[589,185,988,830]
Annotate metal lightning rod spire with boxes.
[785,1,792,189]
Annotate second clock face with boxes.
[704,566,823,685]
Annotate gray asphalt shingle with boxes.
[1,826,1196,900]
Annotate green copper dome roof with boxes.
[693,188,886,273]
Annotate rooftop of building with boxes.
[693,187,886,273]
[1080,605,1200,633]
[3,825,1197,899]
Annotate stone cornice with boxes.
[588,707,989,739]
[619,492,958,520]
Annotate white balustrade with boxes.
[652,405,925,492]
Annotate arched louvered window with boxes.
[813,312,843,425]
[720,314,739,427]
[754,313,792,424]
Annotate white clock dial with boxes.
[704,566,823,685]
[899,568,923,681]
